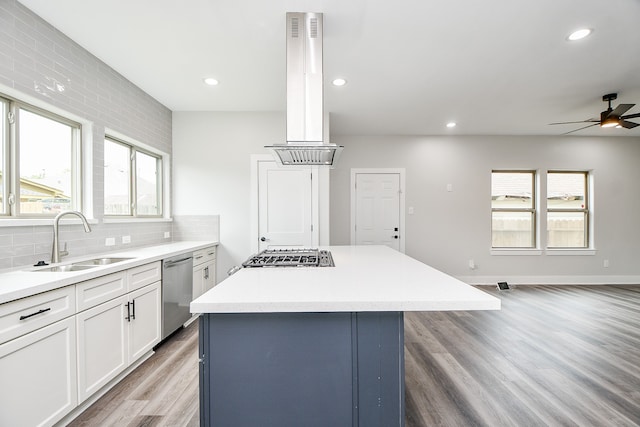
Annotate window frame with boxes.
[546,170,589,249]
[103,135,164,218]
[1,95,83,218]
[0,96,9,215]
[491,170,537,249]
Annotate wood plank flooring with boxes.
[68,286,640,427]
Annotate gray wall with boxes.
[0,1,173,268]
[331,135,640,284]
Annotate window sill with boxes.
[102,217,173,224]
[0,218,98,227]
[491,249,543,256]
[546,249,596,256]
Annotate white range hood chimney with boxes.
[265,12,343,166]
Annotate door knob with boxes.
[260,237,268,242]
[393,235,399,239]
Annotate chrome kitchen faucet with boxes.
[51,210,92,263]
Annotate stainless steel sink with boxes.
[72,257,133,266]
[33,264,98,272]
[30,257,134,272]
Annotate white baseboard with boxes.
[457,275,640,286]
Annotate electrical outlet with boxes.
[164,231,171,238]
[447,184,453,192]
[468,259,476,270]
[408,207,415,215]
[604,259,610,268]
[122,235,131,244]
[105,237,115,246]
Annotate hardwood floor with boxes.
[405,285,640,427]
[68,286,640,427]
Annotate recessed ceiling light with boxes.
[446,122,457,128]
[203,77,219,86]
[567,28,592,41]
[332,78,347,86]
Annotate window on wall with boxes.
[491,170,536,248]
[0,95,82,217]
[104,136,162,217]
[547,171,589,248]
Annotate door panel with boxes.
[355,173,401,251]
[258,161,312,250]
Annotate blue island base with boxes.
[198,311,405,427]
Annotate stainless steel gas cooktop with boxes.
[242,248,334,268]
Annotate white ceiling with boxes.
[18,0,640,137]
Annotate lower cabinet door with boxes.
[0,317,77,427]
[76,295,128,403]
[128,282,161,362]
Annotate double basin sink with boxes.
[32,257,134,272]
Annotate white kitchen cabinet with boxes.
[193,246,217,299]
[0,316,77,427]
[128,281,161,362]
[0,285,75,345]
[77,276,161,403]
[76,281,161,402]
[76,295,128,402]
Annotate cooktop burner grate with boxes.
[242,248,334,268]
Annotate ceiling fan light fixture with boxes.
[567,28,592,41]
[601,117,619,128]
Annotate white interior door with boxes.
[258,161,313,250]
[354,173,401,251]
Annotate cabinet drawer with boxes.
[76,272,127,312]
[193,246,216,267]
[0,286,75,345]
[127,261,161,292]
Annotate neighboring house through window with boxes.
[0,95,82,217]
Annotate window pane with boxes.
[491,172,533,209]
[136,151,160,216]
[104,139,131,215]
[547,211,587,248]
[492,211,534,248]
[18,109,73,214]
[547,172,585,210]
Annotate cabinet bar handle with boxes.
[19,307,51,320]
[131,299,136,320]
[125,302,131,322]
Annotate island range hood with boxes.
[265,12,343,166]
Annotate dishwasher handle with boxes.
[164,256,193,268]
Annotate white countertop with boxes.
[191,245,500,313]
[0,241,218,304]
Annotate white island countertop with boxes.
[191,245,500,313]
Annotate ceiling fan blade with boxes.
[610,103,635,117]
[562,123,599,135]
[619,120,639,129]
[621,112,640,120]
[549,119,598,125]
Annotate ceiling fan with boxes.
[550,93,640,134]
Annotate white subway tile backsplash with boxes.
[0,0,173,269]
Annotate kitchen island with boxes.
[190,245,500,427]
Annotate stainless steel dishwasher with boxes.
[161,253,193,339]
